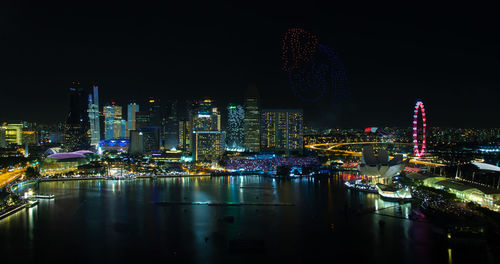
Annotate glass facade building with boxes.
[103,104,123,139]
[88,85,101,146]
[244,85,260,152]
[260,109,304,154]
[227,103,244,150]
[64,83,90,151]
[127,103,139,138]
[192,131,226,161]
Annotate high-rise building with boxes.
[139,126,160,153]
[188,99,225,160]
[2,123,23,145]
[192,107,220,131]
[260,109,304,154]
[227,103,244,150]
[192,131,225,161]
[127,103,139,138]
[103,103,123,139]
[148,97,162,128]
[135,111,150,130]
[129,130,144,155]
[88,85,101,146]
[64,82,90,151]
[21,131,37,145]
[120,120,127,139]
[178,118,191,152]
[162,100,178,149]
[244,85,260,152]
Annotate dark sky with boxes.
[0,1,498,128]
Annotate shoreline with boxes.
[0,201,28,220]
[36,174,213,182]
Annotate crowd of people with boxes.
[412,187,477,218]
[224,157,320,172]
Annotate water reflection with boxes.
[0,174,454,263]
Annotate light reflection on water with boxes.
[0,174,456,263]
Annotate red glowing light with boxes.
[413,100,427,157]
[281,28,319,72]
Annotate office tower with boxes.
[178,118,191,152]
[88,85,101,146]
[148,97,162,128]
[64,82,90,151]
[21,131,37,145]
[127,103,139,138]
[227,103,244,150]
[198,99,214,114]
[103,103,123,139]
[192,109,220,131]
[190,98,224,161]
[2,123,23,145]
[192,131,226,161]
[129,130,144,154]
[120,120,127,139]
[135,111,150,130]
[191,100,220,132]
[139,126,160,153]
[162,100,178,149]
[260,109,304,154]
[244,85,260,152]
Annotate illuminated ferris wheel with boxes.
[413,100,426,157]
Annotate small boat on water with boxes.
[32,194,55,199]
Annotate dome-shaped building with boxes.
[40,150,96,176]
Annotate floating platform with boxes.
[31,194,55,199]
[376,184,412,200]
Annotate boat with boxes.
[376,184,412,201]
[32,194,55,199]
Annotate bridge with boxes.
[305,142,446,167]
[0,168,26,189]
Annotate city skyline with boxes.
[0,2,498,128]
[1,3,499,263]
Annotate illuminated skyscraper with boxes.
[21,131,37,145]
[64,82,90,151]
[227,103,244,150]
[1,123,23,146]
[120,120,127,139]
[192,107,220,131]
[88,85,100,146]
[129,130,144,154]
[127,103,139,138]
[135,111,150,130]
[162,100,178,149]
[139,126,160,153]
[178,118,191,152]
[148,97,162,128]
[192,131,225,161]
[103,103,123,139]
[260,109,303,154]
[244,85,260,152]
[190,99,224,160]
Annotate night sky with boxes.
[1,1,498,128]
